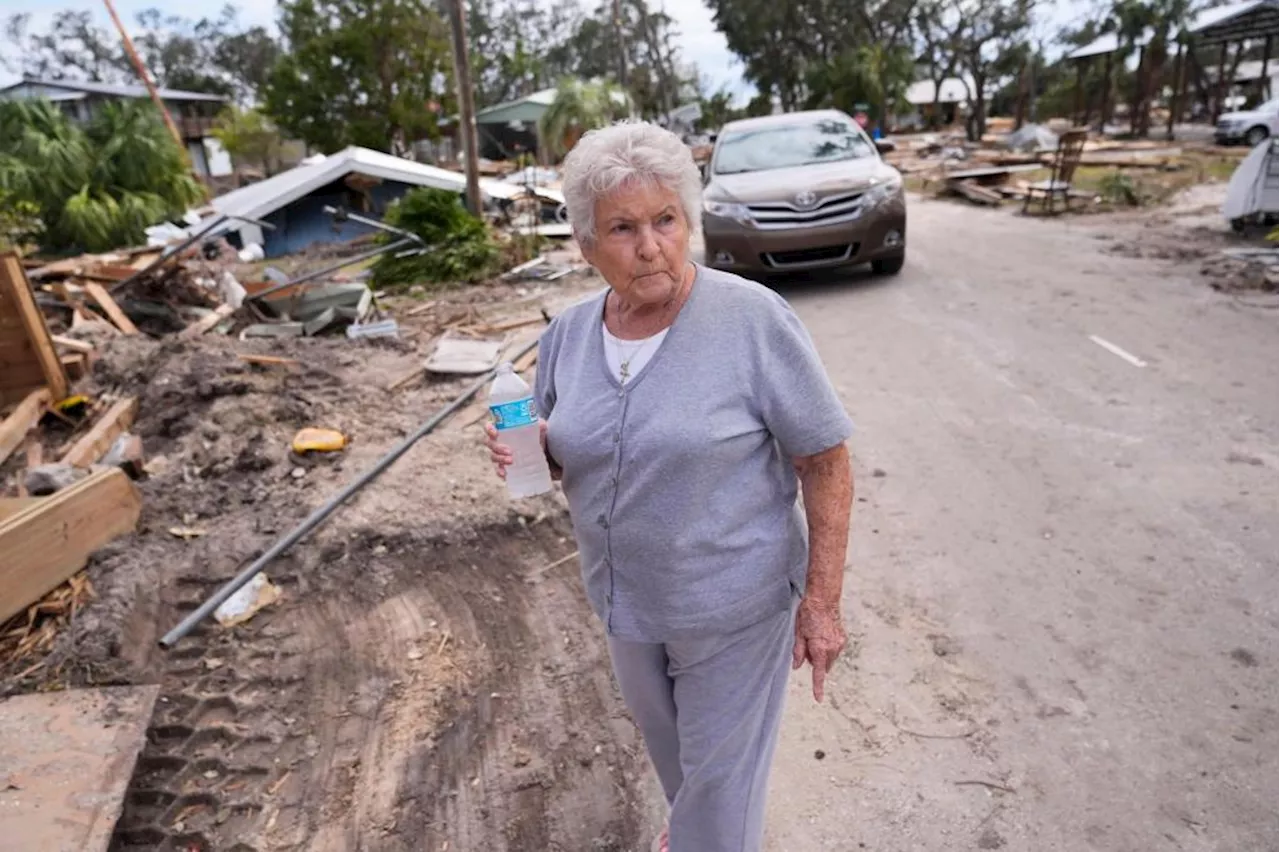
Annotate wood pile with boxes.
[0,255,143,667]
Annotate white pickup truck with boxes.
[1215,98,1279,147]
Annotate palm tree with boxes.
[537,78,632,159]
[0,99,202,253]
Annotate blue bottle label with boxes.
[490,396,538,430]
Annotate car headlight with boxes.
[863,174,903,206]
[703,200,753,224]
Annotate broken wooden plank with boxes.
[80,264,139,283]
[237,353,300,367]
[83,283,140,335]
[60,397,138,468]
[0,467,141,624]
[948,180,1004,206]
[479,315,545,334]
[0,388,50,466]
[61,353,88,381]
[0,685,159,852]
[52,335,95,354]
[178,303,235,339]
[0,253,68,408]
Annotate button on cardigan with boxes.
[535,264,853,642]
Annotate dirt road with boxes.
[763,196,1278,850]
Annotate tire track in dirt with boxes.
[110,514,653,851]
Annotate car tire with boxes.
[872,254,905,276]
[1246,125,1270,147]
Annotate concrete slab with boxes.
[0,685,159,852]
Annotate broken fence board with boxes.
[0,467,141,624]
[52,335,96,354]
[60,397,139,468]
[0,388,50,466]
[179,304,235,339]
[0,253,68,408]
[237,353,299,367]
[83,282,140,335]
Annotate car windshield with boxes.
[714,118,876,175]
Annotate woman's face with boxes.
[581,180,690,306]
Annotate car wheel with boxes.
[872,254,905,276]
[1246,125,1270,147]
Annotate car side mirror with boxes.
[874,138,896,156]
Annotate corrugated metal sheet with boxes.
[0,77,227,103]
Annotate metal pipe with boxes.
[247,238,416,303]
[159,333,545,649]
[321,205,425,244]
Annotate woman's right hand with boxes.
[483,420,548,481]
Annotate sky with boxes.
[0,0,1088,95]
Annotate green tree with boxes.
[537,77,631,158]
[0,99,202,253]
[805,43,914,129]
[954,0,1036,140]
[265,0,453,154]
[212,106,283,173]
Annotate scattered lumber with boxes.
[0,389,51,466]
[179,304,235,339]
[0,467,141,624]
[83,282,140,335]
[60,397,138,468]
[0,253,69,408]
[948,180,1004,206]
[79,264,139,283]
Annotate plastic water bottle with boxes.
[488,362,553,498]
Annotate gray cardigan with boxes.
[536,264,853,642]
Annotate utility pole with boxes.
[446,0,484,216]
[613,0,628,91]
[102,0,207,199]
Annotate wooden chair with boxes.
[1022,129,1088,216]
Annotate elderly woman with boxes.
[484,122,853,851]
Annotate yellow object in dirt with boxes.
[291,428,347,454]
[55,394,91,413]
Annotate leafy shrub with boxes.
[370,188,500,290]
[1097,171,1143,207]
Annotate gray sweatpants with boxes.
[606,601,797,852]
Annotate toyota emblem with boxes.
[794,190,818,209]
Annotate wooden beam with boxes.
[60,396,138,468]
[52,334,95,354]
[84,282,140,335]
[0,467,141,624]
[178,304,235,339]
[0,253,68,407]
[236,353,299,367]
[0,388,50,466]
[0,497,41,522]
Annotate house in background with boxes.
[0,76,232,178]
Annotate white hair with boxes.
[560,120,703,245]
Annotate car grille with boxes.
[762,243,856,268]
[746,190,865,230]
[1217,119,1235,133]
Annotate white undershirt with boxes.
[602,322,669,384]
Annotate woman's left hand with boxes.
[792,596,847,703]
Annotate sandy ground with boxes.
[761,188,1278,850]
